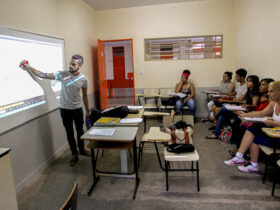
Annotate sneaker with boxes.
[69,155,79,167]
[238,163,259,173]
[80,149,90,157]
[224,156,245,166]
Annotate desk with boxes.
[262,127,280,138]
[0,148,18,210]
[93,109,144,172]
[146,127,171,171]
[143,111,170,132]
[81,126,140,199]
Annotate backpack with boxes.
[101,106,130,118]
[219,125,232,144]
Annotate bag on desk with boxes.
[101,106,130,118]
[166,144,195,153]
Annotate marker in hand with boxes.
[19,60,29,69]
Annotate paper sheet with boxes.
[241,117,268,122]
[127,106,143,110]
[88,129,116,136]
[119,118,143,124]
[224,104,247,111]
[168,93,186,98]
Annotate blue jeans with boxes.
[214,107,238,137]
[175,98,196,115]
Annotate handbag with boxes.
[166,144,195,153]
[168,110,194,144]
[219,125,232,144]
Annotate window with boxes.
[145,35,222,61]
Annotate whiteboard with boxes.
[0,26,65,134]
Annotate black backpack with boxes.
[101,106,130,118]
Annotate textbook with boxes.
[94,117,120,125]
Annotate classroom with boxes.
[0,0,280,209]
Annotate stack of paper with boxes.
[168,93,186,98]
[119,118,143,124]
[89,129,116,136]
[241,117,268,122]
[127,106,143,110]
[224,104,247,111]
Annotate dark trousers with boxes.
[60,108,85,155]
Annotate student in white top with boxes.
[203,71,233,122]
[224,81,280,173]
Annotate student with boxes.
[206,75,260,139]
[175,69,196,115]
[209,68,248,130]
[20,55,90,167]
[224,81,280,173]
[202,71,233,122]
[229,78,275,157]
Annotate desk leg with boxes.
[144,116,147,133]
[133,138,140,199]
[88,148,99,196]
[154,142,165,171]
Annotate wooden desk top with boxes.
[143,111,170,117]
[0,148,11,158]
[147,127,171,142]
[262,127,280,138]
[81,126,139,142]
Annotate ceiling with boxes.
[82,0,203,11]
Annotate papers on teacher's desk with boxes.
[127,106,143,110]
[168,93,186,98]
[223,104,247,111]
[119,118,143,124]
[89,128,116,136]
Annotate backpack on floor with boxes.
[219,125,232,144]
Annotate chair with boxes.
[259,145,280,196]
[137,88,160,109]
[164,148,200,192]
[272,159,280,196]
[159,88,189,113]
[60,184,78,210]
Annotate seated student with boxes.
[229,78,275,156]
[224,81,280,173]
[202,71,233,122]
[209,68,248,130]
[175,69,196,115]
[206,75,260,139]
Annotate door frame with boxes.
[97,38,135,109]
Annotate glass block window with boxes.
[145,35,222,61]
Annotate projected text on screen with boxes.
[0,29,65,119]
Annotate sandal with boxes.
[205,135,219,139]
[201,117,209,122]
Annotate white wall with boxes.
[0,0,97,191]
[234,0,280,80]
[96,0,236,88]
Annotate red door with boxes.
[97,39,108,109]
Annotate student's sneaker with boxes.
[238,163,259,173]
[224,156,245,166]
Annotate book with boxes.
[95,117,120,125]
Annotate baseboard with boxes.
[15,143,68,192]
